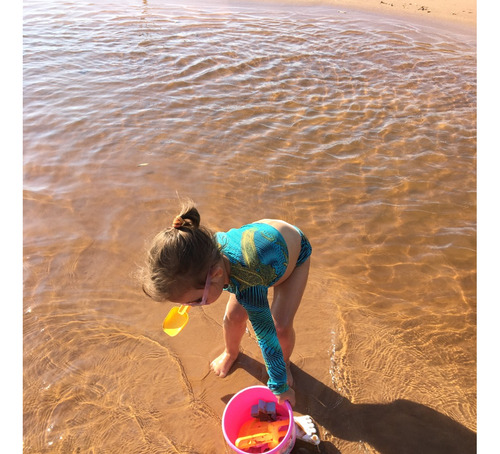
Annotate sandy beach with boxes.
[239,0,476,30]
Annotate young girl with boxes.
[142,201,312,407]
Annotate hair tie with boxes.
[172,215,185,229]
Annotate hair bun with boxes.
[172,216,185,229]
[176,201,201,229]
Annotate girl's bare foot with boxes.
[210,351,239,377]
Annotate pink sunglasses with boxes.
[184,268,212,306]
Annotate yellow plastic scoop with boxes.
[162,271,212,336]
[163,305,191,336]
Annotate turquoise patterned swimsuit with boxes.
[215,222,311,395]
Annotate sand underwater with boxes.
[23,0,476,452]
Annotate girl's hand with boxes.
[277,387,296,407]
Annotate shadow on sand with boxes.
[222,353,476,454]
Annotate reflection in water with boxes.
[23,0,476,452]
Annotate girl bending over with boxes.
[142,201,312,406]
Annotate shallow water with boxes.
[23,0,476,452]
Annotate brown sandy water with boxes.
[23,0,476,452]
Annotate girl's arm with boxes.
[240,288,289,396]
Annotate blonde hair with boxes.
[142,201,221,302]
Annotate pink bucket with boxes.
[222,386,296,454]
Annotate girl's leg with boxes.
[271,257,310,386]
[210,293,248,377]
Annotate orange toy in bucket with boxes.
[235,418,289,452]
